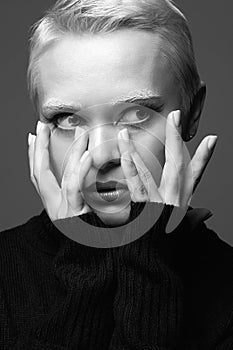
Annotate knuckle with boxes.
[142,168,152,182]
[66,179,79,197]
[174,133,182,142]
[63,170,70,183]
[136,183,147,196]
[175,160,186,173]
[66,184,74,197]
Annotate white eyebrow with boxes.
[41,89,162,116]
[41,99,82,117]
[109,89,162,105]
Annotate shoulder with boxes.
[162,206,233,274]
[0,216,34,252]
[183,220,233,283]
[0,213,42,247]
[0,210,67,271]
[171,208,233,300]
[0,212,48,271]
[178,211,233,348]
[157,206,233,347]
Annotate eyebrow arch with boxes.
[41,95,164,119]
[113,96,164,106]
[41,103,82,119]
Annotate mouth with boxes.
[84,181,129,202]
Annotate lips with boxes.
[85,181,128,193]
[83,180,130,205]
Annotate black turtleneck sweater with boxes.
[0,203,233,349]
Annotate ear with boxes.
[182,82,207,142]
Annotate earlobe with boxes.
[182,82,207,142]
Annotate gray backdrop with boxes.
[1,1,232,245]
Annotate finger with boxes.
[62,151,92,216]
[190,135,218,193]
[165,110,186,172]
[75,203,92,216]
[159,110,186,206]
[121,151,148,202]
[61,126,88,175]
[27,133,39,193]
[130,151,163,203]
[117,128,135,155]
[34,121,61,204]
[64,150,93,213]
[61,127,89,189]
[118,128,154,202]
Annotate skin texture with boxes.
[28,29,217,226]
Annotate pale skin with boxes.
[27,30,217,226]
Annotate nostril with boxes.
[98,159,121,173]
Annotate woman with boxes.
[1,0,233,349]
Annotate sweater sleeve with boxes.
[108,204,184,350]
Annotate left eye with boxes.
[56,113,85,130]
[118,106,153,126]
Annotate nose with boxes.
[87,124,121,170]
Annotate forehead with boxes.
[37,29,176,108]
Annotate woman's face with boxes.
[37,29,181,225]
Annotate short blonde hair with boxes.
[28,0,201,114]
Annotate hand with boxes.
[28,121,93,221]
[117,110,218,210]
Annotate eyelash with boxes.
[44,104,164,132]
[127,104,163,130]
[43,113,75,135]
[46,113,73,128]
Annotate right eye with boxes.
[52,113,86,130]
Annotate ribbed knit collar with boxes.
[26,202,213,257]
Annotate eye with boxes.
[118,106,155,127]
[54,113,85,130]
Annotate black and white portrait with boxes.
[0,1,232,348]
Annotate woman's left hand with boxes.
[117,110,218,210]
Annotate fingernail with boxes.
[80,150,89,163]
[173,110,181,127]
[36,121,44,135]
[208,135,218,151]
[121,128,129,142]
[28,133,32,146]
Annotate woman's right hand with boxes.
[28,121,93,221]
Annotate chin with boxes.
[94,203,131,227]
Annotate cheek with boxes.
[49,132,73,185]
